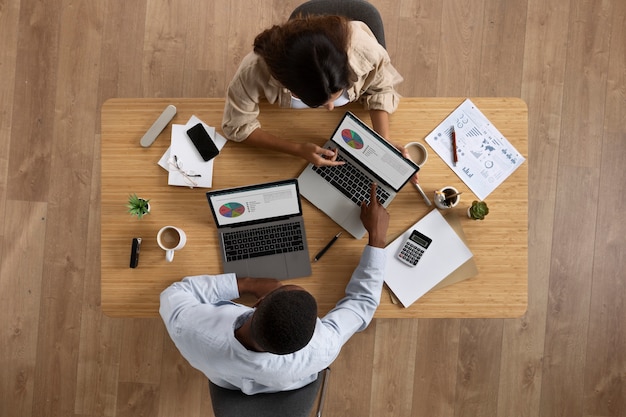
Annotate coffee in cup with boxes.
[404,142,428,167]
[157,226,187,262]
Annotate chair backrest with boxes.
[289,0,386,48]
[209,369,330,417]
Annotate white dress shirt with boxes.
[160,245,386,394]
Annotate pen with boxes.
[314,232,342,262]
[451,127,458,166]
[414,182,432,206]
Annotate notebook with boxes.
[384,209,473,307]
[206,179,312,280]
[298,112,419,239]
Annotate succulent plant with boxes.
[127,194,150,219]
[468,200,489,220]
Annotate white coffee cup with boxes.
[157,226,187,262]
[404,142,428,167]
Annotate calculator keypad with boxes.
[398,241,425,266]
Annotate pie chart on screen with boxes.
[219,202,245,218]
[341,129,364,149]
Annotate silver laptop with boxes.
[206,179,311,279]
[298,112,419,239]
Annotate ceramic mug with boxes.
[404,142,428,167]
[157,226,187,262]
[434,186,460,209]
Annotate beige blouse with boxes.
[222,21,403,142]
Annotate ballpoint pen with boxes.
[314,232,342,262]
[451,127,458,166]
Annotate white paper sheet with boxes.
[383,209,473,308]
[425,99,525,200]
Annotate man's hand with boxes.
[360,183,390,248]
[237,277,283,299]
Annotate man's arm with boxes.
[320,183,389,343]
[159,273,239,327]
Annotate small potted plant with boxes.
[127,194,151,219]
[468,200,489,220]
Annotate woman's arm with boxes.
[245,127,344,167]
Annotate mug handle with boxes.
[166,249,175,262]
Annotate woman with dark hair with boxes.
[222,15,404,167]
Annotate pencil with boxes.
[451,127,458,166]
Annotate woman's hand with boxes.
[298,143,345,167]
[394,142,420,185]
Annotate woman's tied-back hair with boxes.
[253,15,351,108]
[251,289,318,355]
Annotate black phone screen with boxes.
[186,123,220,161]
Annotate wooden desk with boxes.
[101,98,527,318]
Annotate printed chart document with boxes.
[384,209,473,308]
[158,115,227,188]
[425,99,525,200]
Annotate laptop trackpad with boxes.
[247,255,289,280]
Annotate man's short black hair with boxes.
[250,289,318,355]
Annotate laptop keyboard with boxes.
[312,153,391,206]
[222,221,305,262]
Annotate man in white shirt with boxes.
[160,184,389,394]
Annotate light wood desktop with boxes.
[101,98,528,318]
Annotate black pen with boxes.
[314,232,342,262]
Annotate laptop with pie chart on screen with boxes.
[206,179,311,279]
[298,112,419,239]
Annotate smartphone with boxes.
[186,123,220,161]
[396,230,432,267]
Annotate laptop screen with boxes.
[330,112,418,190]
[207,180,302,227]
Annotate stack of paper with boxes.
[158,115,227,188]
[384,209,473,308]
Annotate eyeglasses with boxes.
[168,155,201,188]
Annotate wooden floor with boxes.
[1,0,624,416]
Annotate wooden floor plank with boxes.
[370,319,419,417]
[540,0,612,415]
[411,319,460,417]
[30,2,105,415]
[157,336,206,417]
[0,0,20,233]
[391,0,443,96]
[0,201,47,417]
[7,0,61,202]
[583,0,626,414]
[436,0,485,96]
[498,0,573,414]
[478,0,527,96]
[325,322,377,417]
[454,319,503,417]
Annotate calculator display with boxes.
[408,230,431,248]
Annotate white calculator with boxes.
[397,230,433,267]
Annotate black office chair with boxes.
[289,0,386,48]
[209,368,331,417]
